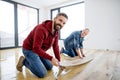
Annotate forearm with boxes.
[80,48,83,54]
[75,49,82,57]
[80,48,85,57]
[76,48,85,58]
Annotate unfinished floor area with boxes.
[0,48,120,80]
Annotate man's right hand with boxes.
[51,58,59,66]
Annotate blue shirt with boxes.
[64,31,84,50]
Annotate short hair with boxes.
[56,12,68,19]
[85,28,89,31]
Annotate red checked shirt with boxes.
[23,20,60,61]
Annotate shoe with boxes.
[60,47,64,53]
[16,56,25,72]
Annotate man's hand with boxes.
[78,53,85,59]
[78,54,84,59]
[51,58,59,66]
[82,53,85,57]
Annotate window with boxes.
[18,4,38,46]
[51,9,59,20]
[0,1,15,48]
[0,1,39,49]
[51,2,85,39]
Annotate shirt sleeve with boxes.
[73,32,80,49]
[79,42,83,48]
[79,38,84,48]
[52,34,60,61]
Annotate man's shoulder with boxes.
[42,20,52,24]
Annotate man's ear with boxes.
[54,17,57,20]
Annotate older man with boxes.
[61,28,89,58]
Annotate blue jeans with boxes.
[61,48,77,57]
[22,48,53,78]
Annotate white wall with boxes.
[84,0,120,51]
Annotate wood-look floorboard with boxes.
[0,48,120,80]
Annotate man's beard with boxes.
[54,22,61,31]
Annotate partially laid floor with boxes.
[0,48,120,80]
